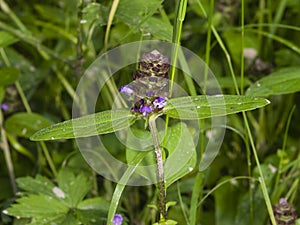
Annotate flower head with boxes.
[1,103,8,111]
[119,85,134,96]
[137,50,170,79]
[139,105,153,117]
[112,214,123,225]
[153,96,167,109]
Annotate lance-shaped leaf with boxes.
[246,67,300,97]
[163,95,270,120]
[30,109,137,141]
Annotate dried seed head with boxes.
[137,50,170,78]
[273,198,297,225]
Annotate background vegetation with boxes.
[0,0,300,224]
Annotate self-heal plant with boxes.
[30,49,271,224]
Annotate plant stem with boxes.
[149,116,167,220]
[0,110,17,194]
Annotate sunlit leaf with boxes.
[0,67,19,86]
[30,109,137,141]
[246,67,300,97]
[163,95,270,120]
[5,112,53,138]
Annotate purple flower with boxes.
[112,214,123,225]
[146,91,154,97]
[119,85,134,96]
[1,103,8,111]
[139,105,152,117]
[153,97,167,109]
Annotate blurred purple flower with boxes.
[112,214,123,225]
[139,105,152,117]
[119,85,134,96]
[153,97,167,109]
[1,103,8,111]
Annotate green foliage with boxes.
[246,67,300,97]
[0,67,19,86]
[0,0,300,224]
[4,169,109,225]
[5,113,53,138]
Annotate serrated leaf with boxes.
[0,67,19,86]
[246,67,300,97]
[57,170,91,207]
[30,109,137,141]
[5,194,69,218]
[0,31,19,47]
[163,95,270,120]
[5,112,53,138]
[16,175,55,196]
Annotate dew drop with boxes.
[237,102,242,105]
[188,167,193,172]
[51,137,55,140]
[196,106,201,109]
[22,128,27,135]
[2,210,8,215]
[52,187,65,199]
[80,19,87,24]
[256,83,261,87]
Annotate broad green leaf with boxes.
[76,197,109,224]
[16,175,55,197]
[5,194,69,218]
[126,122,196,187]
[5,112,53,138]
[246,67,300,97]
[30,109,137,141]
[0,67,19,86]
[163,95,270,120]
[164,122,196,187]
[57,170,91,207]
[82,3,108,27]
[0,31,19,47]
[77,197,110,212]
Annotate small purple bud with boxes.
[146,91,154,97]
[1,103,8,111]
[119,85,134,96]
[139,105,152,117]
[112,214,123,225]
[153,97,167,109]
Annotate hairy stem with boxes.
[149,116,167,220]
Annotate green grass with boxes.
[1,0,300,225]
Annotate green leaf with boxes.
[30,109,137,141]
[5,112,53,138]
[16,175,55,196]
[76,197,109,224]
[246,67,300,97]
[57,169,91,208]
[82,3,108,27]
[0,67,19,86]
[163,95,270,120]
[4,194,69,218]
[126,122,196,187]
[0,31,19,47]
[164,122,196,187]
